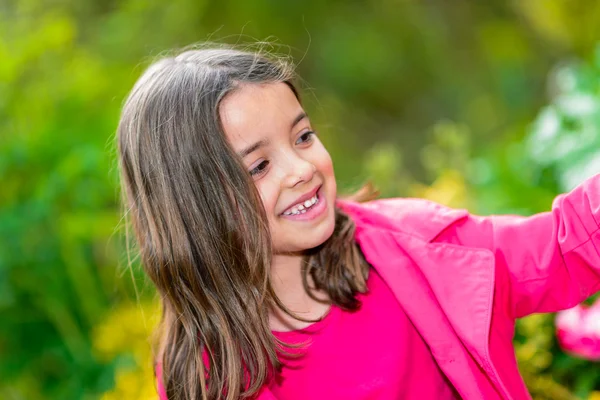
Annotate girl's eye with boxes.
[249,160,269,177]
[295,131,316,145]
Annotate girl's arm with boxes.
[435,173,600,319]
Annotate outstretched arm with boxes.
[435,174,600,319]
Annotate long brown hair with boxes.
[117,44,374,400]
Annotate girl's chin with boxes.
[271,200,337,253]
[276,221,336,254]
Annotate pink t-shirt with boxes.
[156,268,460,399]
[268,268,460,399]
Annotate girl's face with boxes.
[221,82,337,254]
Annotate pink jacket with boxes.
[160,174,600,399]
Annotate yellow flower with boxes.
[589,391,600,400]
[410,169,469,209]
[94,301,161,400]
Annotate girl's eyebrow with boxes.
[238,138,270,158]
[291,111,308,129]
[238,111,308,158]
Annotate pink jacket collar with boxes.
[337,199,509,398]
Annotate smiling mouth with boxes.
[278,186,327,222]
[282,193,319,216]
[279,184,321,216]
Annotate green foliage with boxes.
[527,47,600,191]
[0,5,148,399]
[3,0,600,398]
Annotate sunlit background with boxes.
[3,1,600,399]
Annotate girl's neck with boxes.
[269,252,330,332]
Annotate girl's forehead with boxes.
[220,82,305,143]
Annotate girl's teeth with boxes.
[283,194,319,216]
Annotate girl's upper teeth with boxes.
[283,195,318,215]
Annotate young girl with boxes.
[116,44,600,400]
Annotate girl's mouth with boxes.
[280,186,327,221]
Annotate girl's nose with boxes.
[283,157,316,188]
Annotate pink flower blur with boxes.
[556,299,600,361]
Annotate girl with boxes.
[116,44,600,400]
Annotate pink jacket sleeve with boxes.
[435,173,600,319]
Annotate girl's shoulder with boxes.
[336,197,468,243]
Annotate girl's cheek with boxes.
[315,150,334,175]
[256,180,280,216]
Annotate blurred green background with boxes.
[3,0,600,399]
